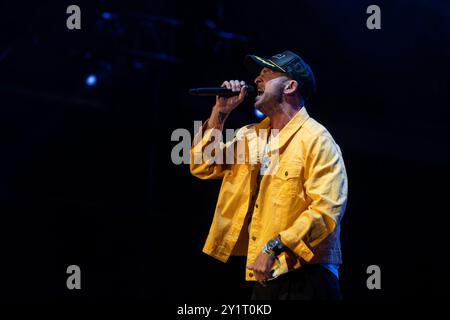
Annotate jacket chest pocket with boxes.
[272,164,303,203]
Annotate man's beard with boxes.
[255,85,283,115]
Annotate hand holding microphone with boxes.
[191,80,250,129]
[214,80,249,114]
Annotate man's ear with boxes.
[284,80,298,95]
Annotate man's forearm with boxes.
[207,105,230,129]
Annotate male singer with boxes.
[190,50,348,300]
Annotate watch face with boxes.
[268,239,277,249]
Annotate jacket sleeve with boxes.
[279,134,348,262]
[189,119,234,180]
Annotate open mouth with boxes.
[257,88,264,96]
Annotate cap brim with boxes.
[244,55,284,76]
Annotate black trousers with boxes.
[251,264,342,300]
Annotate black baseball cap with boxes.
[244,50,317,101]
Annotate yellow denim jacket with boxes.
[190,107,348,281]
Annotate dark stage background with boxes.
[0,0,449,303]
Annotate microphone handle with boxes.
[189,86,254,97]
[189,88,239,97]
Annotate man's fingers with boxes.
[230,80,236,92]
[219,80,247,103]
[223,80,246,92]
[221,81,231,90]
[252,267,272,281]
[253,271,262,280]
[234,80,246,93]
[228,80,234,92]
[238,85,247,100]
[232,80,241,92]
[254,271,268,283]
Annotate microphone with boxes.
[189,85,255,97]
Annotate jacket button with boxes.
[252,236,257,241]
[285,171,288,176]
[249,272,254,277]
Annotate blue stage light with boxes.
[254,108,264,118]
[102,12,112,20]
[85,74,97,86]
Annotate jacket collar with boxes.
[256,106,310,152]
